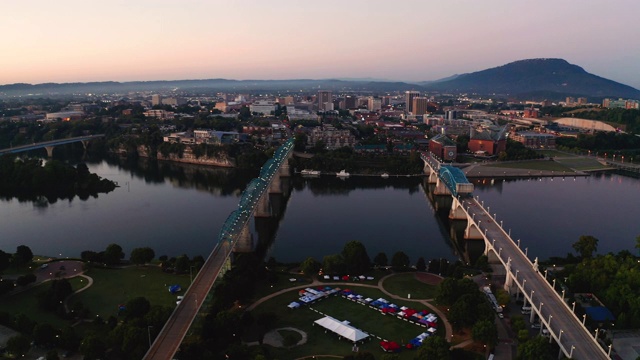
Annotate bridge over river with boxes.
[144,139,294,360]
[421,152,611,359]
[0,134,105,157]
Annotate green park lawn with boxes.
[249,286,441,359]
[0,276,85,329]
[381,273,439,300]
[553,157,609,171]
[535,150,576,158]
[487,160,572,172]
[253,271,313,300]
[70,266,188,319]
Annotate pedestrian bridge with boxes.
[144,138,294,360]
[422,152,611,359]
[0,134,105,157]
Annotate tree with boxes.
[472,319,498,348]
[46,350,60,360]
[516,336,554,360]
[33,323,57,347]
[322,254,345,274]
[373,252,388,267]
[80,333,107,360]
[300,257,320,275]
[416,257,427,271]
[391,251,410,270]
[341,241,371,274]
[415,336,451,360]
[130,247,155,265]
[104,243,124,265]
[635,235,640,255]
[124,296,151,319]
[572,235,599,258]
[6,334,31,357]
[14,245,33,269]
[174,254,190,273]
[0,249,10,273]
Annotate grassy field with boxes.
[71,266,188,319]
[553,157,609,171]
[0,276,85,329]
[486,160,573,172]
[253,271,313,300]
[381,273,439,300]
[249,286,442,359]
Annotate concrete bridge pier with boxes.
[233,223,254,253]
[44,146,55,158]
[254,191,271,217]
[464,218,484,241]
[449,197,467,220]
[434,178,452,195]
[427,170,438,184]
[269,174,282,194]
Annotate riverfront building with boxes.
[511,132,556,149]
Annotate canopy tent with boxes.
[314,316,369,343]
[585,306,615,322]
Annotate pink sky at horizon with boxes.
[2,0,640,88]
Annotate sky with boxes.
[2,0,640,88]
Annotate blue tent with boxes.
[168,284,182,294]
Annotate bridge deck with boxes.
[0,134,105,155]
[145,242,231,360]
[462,197,608,360]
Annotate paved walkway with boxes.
[64,274,94,312]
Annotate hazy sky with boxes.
[2,0,640,88]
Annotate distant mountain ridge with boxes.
[1,58,638,100]
[423,58,640,99]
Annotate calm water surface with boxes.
[1,156,638,263]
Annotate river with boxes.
[1,156,638,264]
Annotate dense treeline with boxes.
[499,140,544,161]
[556,131,640,156]
[0,156,117,202]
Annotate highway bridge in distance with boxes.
[0,134,105,157]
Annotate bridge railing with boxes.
[468,196,610,358]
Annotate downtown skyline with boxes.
[2,0,640,88]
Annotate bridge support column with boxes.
[464,216,484,241]
[449,197,467,220]
[434,178,452,195]
[80,140,89,150]
[504,262,513,293]
[269,174,282,194]
[279,162,291,177]
[233,223,253,253]
[428,170,438,184]
[529,310,537,323]
[44,146,55,158]
[254,192,270,217]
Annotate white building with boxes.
[250,101,276,115]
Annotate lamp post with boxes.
[569,345,575,358]
[147,326,153,347]
[595,328,600,341]
[190,266,196,284]
[552,278,556,289]
[548,315,553,343]
[572,301,576,313]
[558,329,564,343]
[582,314,587,326]
[544,269,548,279]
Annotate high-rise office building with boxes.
[317,90,332,111]
[368,97,382,111]
[151,94,162,106]
[405,91,420,114]
[412,97,429,115]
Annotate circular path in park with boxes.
[246,272,453,342]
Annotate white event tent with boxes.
[313,316,369,343]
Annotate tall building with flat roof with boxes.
[405,91,420,114]
[412,97,429,115]
[317,90,332,111]
[151,94,162,106]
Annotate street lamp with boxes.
[569,345,575,358]
[572,301,576,313]
[544,269,548,279]
[558,329,564,343]
[582,314,587,326]
[552,278,556,289]
[147,326,154,347]
[548,315,553,343]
